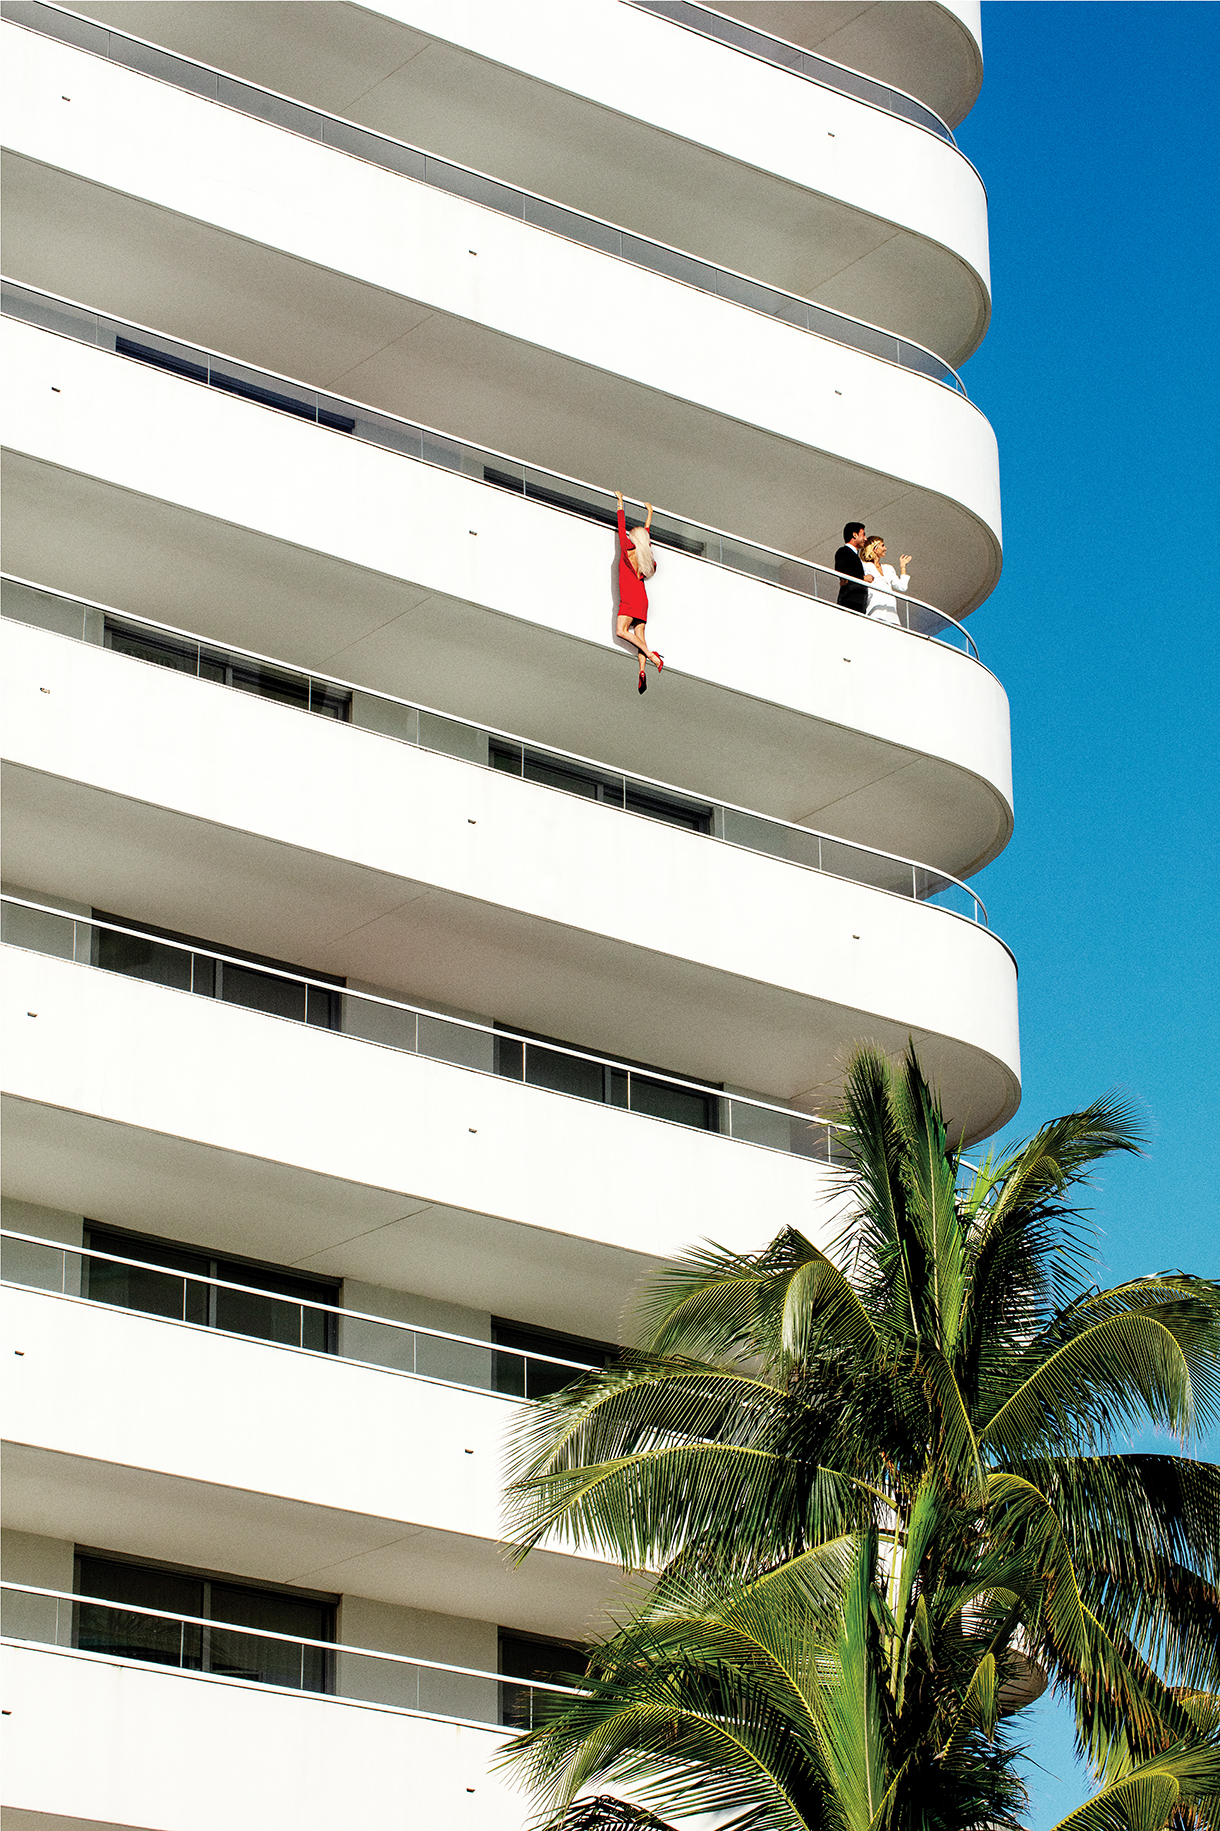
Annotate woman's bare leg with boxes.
[617,618,653,664]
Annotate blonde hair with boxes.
[862,536,886,565]
[628,524,657,579]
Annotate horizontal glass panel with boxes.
[115,332,208,385]
[1,900,77,959]
[426,157,523,219]
[93,924,193,991]
[228,658,311,712]
[523,194,621,255]
[414,1332,495,1389]
[109,34,218,96]
[308,679,351,720]
[341,997,418,1052]
[819,839,913,897]
[207,360,320,421]
[417,710,489,764]
[321,115,425,181]
[1,1585,62,1643]
[899,341,955,386]
[1,1233,70,1292]
[216,75,322,138]
[630,1075,719,1132]
[2,0,109,54]
[217,961,306,1022]
[418,1014,495,1072]
[523,1043,606,1104]
[207,1623,326,1690]
[1,277,97,341]
[78,1600,202,1669]
[2,577,89,637]
[357,414,425,459]
[622,235,719,292]
[85,1255,202,1325]
[106,620,199,674]
[728,1099,799,1155]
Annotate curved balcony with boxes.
[1,1636,521,1831]
[1,1274,617,1632]
[5,0,990,364]
[629,0,958,142]
[1,619,1020,1134]
[0,908,853,1167]
[675,0,985,130]
[2,1583,571,1734]
[0,15,1002,594]
[2,581,992,923]
[0,939,840,1335]
[2,308,1014,873]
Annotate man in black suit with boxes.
[834,521,869,613]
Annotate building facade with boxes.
[0,3,1014,1825]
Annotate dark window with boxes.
[491,1317,617,1401]
[104,618,351,722]
[498,1628,585,1729]
[482,467,706,556]
[83,1226,339,1354]
[116,335,356,434]
[490,741,712,834]
[495,1024,720,1134]
[91,911,344,1031]
[74,1552,335,1693]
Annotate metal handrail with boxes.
[0,0,967,394]
[1,1230,599,1386]
[2,573,990,923]
[625,0,959,146]
[0,278,980,661]
[1,895,854,1162]
[1,1583,581,1713]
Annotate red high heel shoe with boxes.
[637,662,647,694]
[653,652,665,674]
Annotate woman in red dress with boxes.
[615,491,663,693]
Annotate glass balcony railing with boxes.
[2,574,991,924]
[1,1583,577,1728]
[626,1,958,145]
[1,1230,599,1399]
[1,0,966,392]
[1,278,980,658]
[1,897,853,1163]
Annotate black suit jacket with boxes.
[834,544,868,614]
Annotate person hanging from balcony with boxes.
[861,536,913,628]
[615,491,663,693]
[834,521,869,614]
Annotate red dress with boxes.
[617,507,649,623]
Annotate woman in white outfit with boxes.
[861,536,913,627]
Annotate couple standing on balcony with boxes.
[835,520,913,625]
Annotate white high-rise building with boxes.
[0,4,1013,1825]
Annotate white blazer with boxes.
[863,562,911,625]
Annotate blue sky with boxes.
[954,5,1219,1821]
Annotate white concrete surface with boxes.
[1,1283,623,1632]
[1,616,1020,1133]
[715,0,984,128]
[0,946,847,1287]
[1,1641,528,1830]
[1,319,1014,871]
[0,25,1003,610]
[54,0,989,358]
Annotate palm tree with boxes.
[500,1044,1220,1831]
